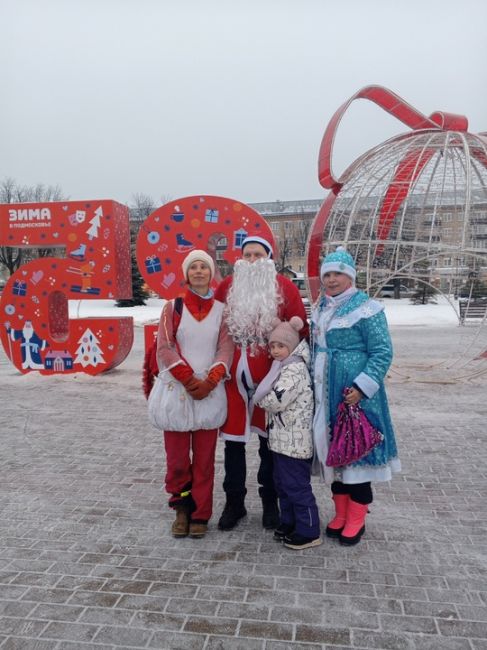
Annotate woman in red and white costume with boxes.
[215,236,308,531]
[156,250,233,539]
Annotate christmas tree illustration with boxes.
[74,328,105,367]
[86,206,102,240]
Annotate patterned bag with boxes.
[326,389,383,467]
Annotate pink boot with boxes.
[325,494,349,538]
[339,500,368,546]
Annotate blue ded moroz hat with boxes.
[320,246,356,281]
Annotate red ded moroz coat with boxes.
[215,274,308,441]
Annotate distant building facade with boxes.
[248,199,323,273]
[128,193,487,292]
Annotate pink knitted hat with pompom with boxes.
[268,316,303,353]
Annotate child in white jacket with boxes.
[253,316,321,549]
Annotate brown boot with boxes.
[189,522,207,538]
[171,507,189,538]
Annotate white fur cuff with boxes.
[354,372,379,398]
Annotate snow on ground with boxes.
[68,297,165,326]
[381,295,459,327]
[68,295,461,328]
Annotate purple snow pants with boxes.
[272,451,320,538]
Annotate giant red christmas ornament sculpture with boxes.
[308,86,487,379]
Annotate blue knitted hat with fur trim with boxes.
[320,246,356,280]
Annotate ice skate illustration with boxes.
[175,233,195,253]
[69,243,87,261]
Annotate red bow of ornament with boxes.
[307,86,487,297]
[318,85,471,193]
[316,85,487,254]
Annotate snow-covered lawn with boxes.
[68,295,461,328]
[68,297,165,326]
[381,295,459,327]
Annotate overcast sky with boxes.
[3,0,487,208]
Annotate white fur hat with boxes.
[181,249,215,281]
[241,235,274,259]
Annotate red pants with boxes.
[163,428,218,522]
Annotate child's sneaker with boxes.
[284,532,322,550]
[273,523,294,542]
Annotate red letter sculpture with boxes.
[0,200,133,375]
[136,195,275,298]
[136,195,275,352]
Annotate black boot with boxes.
[261,496,280,530]
[218,496,247,531]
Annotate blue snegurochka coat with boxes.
[311,290,401,484]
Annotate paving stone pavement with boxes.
[0,325,486,649]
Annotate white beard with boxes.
[225,258,281,352]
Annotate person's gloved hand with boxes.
[171,363,195,384]
[206,363,226,385]
[187,378,214,400]
[181,375,201,393]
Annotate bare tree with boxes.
[0,177,16,203]
[0,177,67,275]
[0,178,24,275]
[32,183,65,202]
[270,202,316,273]
[296,219,311,257]
[3,179,65,204]
[276,228,294,272]
[132,193,156,219]
[130,192,157,236]
[0,245,23,277]
[159,194,173,207]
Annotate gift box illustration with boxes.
[145,255,161,274]
[205,208,219,223]
[13,280,27,296]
